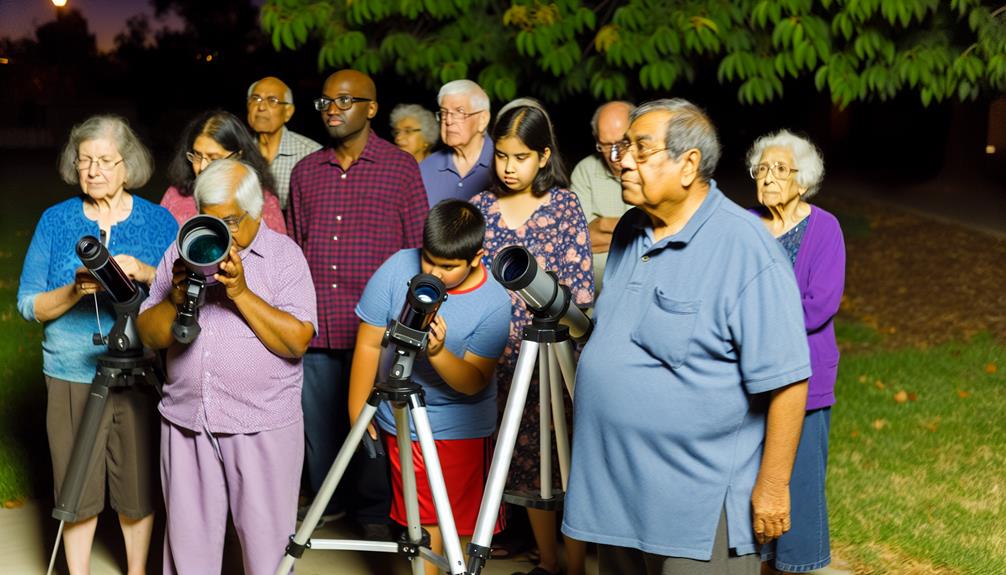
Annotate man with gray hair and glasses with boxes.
[562,98,811,575]
[570,100,635,297]
[246,76,321,210]
[138,158,317,574]
[420,79,494,206]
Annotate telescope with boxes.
[491,245,592,340]
[75,236,144,353]
[382,273,448,380]
[171,215,232,344]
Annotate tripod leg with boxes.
[392,404,426,575]
[538,345,553,500]
[553,340,578,400]
[275,391,382,575]
[52,373,112,522]
[408,396,467,575]
[467,341,540,574]
[547,344,570,492]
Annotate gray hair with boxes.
[194,158,264,219]
[247,78,293,104]
[746,130,825,198]
[437,79,491,117]
[590,101,635,138]
[58,115,153,188]
[389,104,439,147]
[630,99,721,183]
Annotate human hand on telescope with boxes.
[112,254,156,285]
[215,245,248,300]
[73,267,101,298]
[426,315,447,357]
[169,259,189,307]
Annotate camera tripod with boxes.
[278,319,468,575]
[466,311,578,574]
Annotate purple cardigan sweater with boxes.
[754,205,846,410]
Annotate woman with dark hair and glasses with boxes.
[161,110,286,233]
[747,130,848,575]
[17,114,177,574]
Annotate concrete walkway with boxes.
[0,501,594,574]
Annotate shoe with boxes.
[510,567,561,575]
[296,504,346,528]
[358,522,394,541]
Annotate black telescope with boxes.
[382,273,447,380]
[76,236,140,306]
[172,215,232,343]
[491,245,592,340]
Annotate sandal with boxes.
[489,537,533,559]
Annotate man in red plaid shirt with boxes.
[286,69,429,536]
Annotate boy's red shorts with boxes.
[383,433,504,536]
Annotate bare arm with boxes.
[347,322,386,431]
[33,278,89,322]
[216,246,314,358]
[752,380,808,543]
[588,216,620,254]
[426,316,497,395]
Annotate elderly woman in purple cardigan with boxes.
[747,130,848,575]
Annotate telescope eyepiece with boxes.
[75,235,138,304]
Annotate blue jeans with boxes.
[302,348,391,523]
[764,407,832,572]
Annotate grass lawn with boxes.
[829,327,1005,574]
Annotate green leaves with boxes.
[259,0,1006,107]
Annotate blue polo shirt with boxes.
[561,183,811,560]
[419,136,494,207]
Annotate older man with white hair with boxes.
[138,159,317,575]
[420,79,494,206]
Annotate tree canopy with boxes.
[260,0,1006,107]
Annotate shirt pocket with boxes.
[630,288,700,370]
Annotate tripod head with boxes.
[381,273,448,384]
[76,236,146,356]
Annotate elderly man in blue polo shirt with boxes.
[562,99,811,575]
[420,79,494,206]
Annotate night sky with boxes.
[0,0,183,52]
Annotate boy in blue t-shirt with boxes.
[348,199,511,569]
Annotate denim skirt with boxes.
[763,407,832,572]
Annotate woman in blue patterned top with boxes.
[17,115,177,574]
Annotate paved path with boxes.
[1,501,592,574]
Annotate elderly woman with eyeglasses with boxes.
[747,130,848,575]
[161,110,287,233]
[389,103,439,163]
[17,115,178,575]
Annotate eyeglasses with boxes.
[595,141,619,155]
[610,141,669,164]
[221,212,248,231]
[392,127,423,138]
[186,150,237,167]
[76,157,124,171]
[435,109,484,123]
[248,94,291,108]
[749,162,799,180]
[314,95,373,111]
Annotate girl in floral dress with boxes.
[470,103,593,575]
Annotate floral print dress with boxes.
[470,187,594,492]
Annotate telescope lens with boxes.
[399,274,447,332]
[413,284,439,304]
[181,229,227,264]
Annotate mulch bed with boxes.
[817,195,1006,350]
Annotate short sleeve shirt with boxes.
[561,184,811,560]
[420,136,495,206]
[355,249,511,440]
[141,225,318,434]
